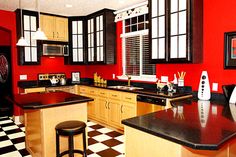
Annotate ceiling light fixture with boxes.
[33,0,47,40]
[16,0,29,46]
[65,4,73,8]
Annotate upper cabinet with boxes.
[86,9,116,64]
[150,0,203,63]
[40,14,68,42]
[16,9,40,65]
[66,17,86,64]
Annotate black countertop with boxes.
[10,91,93,109]
[122,98,236,150]
[18,80,192,99]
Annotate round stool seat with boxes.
[56,120,86,136]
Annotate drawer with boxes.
[109,91,121,100]
[88,88,97,95]
[98,89,108,97]
[25,87,46,93]
[122,93,137,103]
[79,86,88,94]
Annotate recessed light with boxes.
[65,4,73,8]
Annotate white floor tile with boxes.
[0,120,12,125]
[96,127,113,134]
[115,135,124,142]
[116,154,125,157]
[87,121,97,126]
[0,131,6,137]
[2,125,18,131]
[92,134,112,142]
[88,143,109,153]
[0,151,22,157]
[14,142,26,150]
[0,140,13,148]
[87,127,95,132]
[7,132,25,139]
[20,127,25,132]
[112,143,125,154]
[87,154,101,157]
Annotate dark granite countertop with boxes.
[122,98,236,150]
[9,91,93,109]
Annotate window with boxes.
[121,14,156,81]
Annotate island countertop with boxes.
[122,98,236,150]
[10,91,93,109]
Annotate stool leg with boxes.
[56,132,60,157]
[83,130,87,157]
[68,135,74,157]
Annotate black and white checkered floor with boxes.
[0,117,125,157]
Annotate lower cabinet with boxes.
[77,86,137,130]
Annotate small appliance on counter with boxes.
[198,71,211,100]
[38,73,66,86]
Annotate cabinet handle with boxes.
[53,32,54,38]
[100,92,105,95]
[112,94,117,97]
[105,101,108,109]
[57,32,59,38]
[121,105,123,113]
[125,97,131,100]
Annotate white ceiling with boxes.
[0,0,145,16]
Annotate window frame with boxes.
[119,20,157,82]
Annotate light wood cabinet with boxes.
[24,87,46,93]
[40,15,68,41]
[46,86,75,94]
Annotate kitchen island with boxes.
[122,98,236,157]
[11,91,93,157]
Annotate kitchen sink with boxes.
[107,85,143,91]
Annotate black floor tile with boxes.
[5,128,23,135]
[19,148,30,156]
[0,145,17,155]
[11,136,25,144]
[97,148,121,157]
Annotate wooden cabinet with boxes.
[86,9,116,64]
[16,9,40,65]
[40,14,68,41]
[149,0,203,63]
[24,87,46,93]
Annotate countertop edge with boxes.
[121,119,221,150]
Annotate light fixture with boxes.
[33,0,47,40]
[16,0,29,46]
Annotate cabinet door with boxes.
[96,15,104,62]
[87,18,95,62]
[71,20,84,63]
[97,97,108,122]
[120,103,136,127]
[108,99,121,127]
[17,10,40,65]
[150,0,166,62]
[40,15,54,40]
[55,17,68,41]
[88,97,96,119]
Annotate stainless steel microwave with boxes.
[37,41,69,56]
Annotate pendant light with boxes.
[33,0,47,40]
[16,0,29,46]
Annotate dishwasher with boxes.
[137,95,167,116]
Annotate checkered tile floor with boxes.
[0,117,125,157]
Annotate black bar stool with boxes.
[55,120,87,157]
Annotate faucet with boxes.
[126,75,131,87]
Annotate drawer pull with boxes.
[121,105,123,113]
[100,92,105,95]
[112,94,117,97]
[125,97,132,100]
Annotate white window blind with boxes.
[124,34,156,77]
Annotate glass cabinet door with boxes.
[88,18,94,62]
[72,20,84,62]
[169,0,187,60]
[151,0,166,61]
[96,15,104,62]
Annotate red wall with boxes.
[156,0,236,92]
[0,29,11,45]
[1,0,236,98]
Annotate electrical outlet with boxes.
[20,75,27,80]
[161,76,168,83]
[212,83,218,91]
